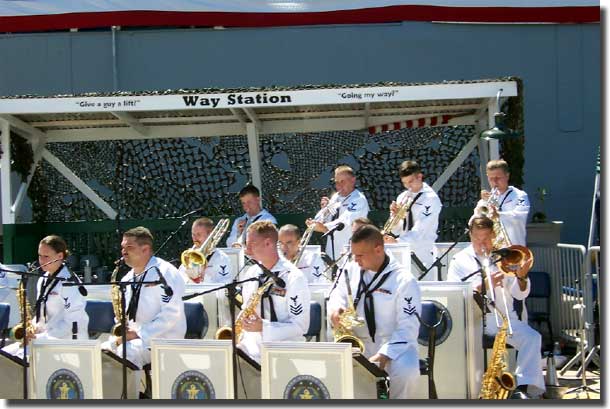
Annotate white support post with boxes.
[431,133,480,192]
[246,122,263,195]
[0,119,14,224]
[487,97,500,160]
[11,135,46,218]
[42,148,118,219]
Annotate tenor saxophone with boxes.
[478,307,517,399]
[10,281,34,341]
[110,258,124,337]
[215,279,275,340]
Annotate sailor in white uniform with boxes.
[278,224,328,283]
[226,184,277,248]
[238,221,310,363]
[475,159,530,246]
[327,225,421,399]
[385,160,442,279]
[307,165,370,262]
[446,216,544,398]
[103,227,186,370]
[2,235,89,358]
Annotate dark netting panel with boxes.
[36,126,479,222]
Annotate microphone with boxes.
[153,267,174,297]
[248,258,286,288]
[181,208,205,219]
[321,222,345,239]
[63,262,88,296]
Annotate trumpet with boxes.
[382,195,414,236]
[181,218,230,272]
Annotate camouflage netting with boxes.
[26,126,481,266]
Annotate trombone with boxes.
[481,249,513,335]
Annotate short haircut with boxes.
[398,160,422,178]
[469,216,494,232]
[278,224,301,238]
[193,217,214,231]
[352,216,373,227]
[248,220,278,242]
[334,165,355,177]
[40,235,70,258]
[123,226,154,248]
[486,159,510,174]
[351,224,384,247]
[239,184,260,198]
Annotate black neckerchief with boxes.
[35,267,62,322]
[126,268,149,321]
[260,271,282,322]
[403,191,424,231]
[497,189,513,211]
[331,191,354,221]
[206,250,215,263]
[354,254,392,342]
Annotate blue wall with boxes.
[0,22,600,244]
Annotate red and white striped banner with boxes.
[0,1,599,33]
[368,114,455,134]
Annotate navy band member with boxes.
[475,159,530,246]
[446,216,544,397]
[384,160,442,277]
[3,235,89,358]
[104,227,186,369]
[306,166,370,261]
[226,184,277,248]
[239,221,311,362]
[327,225,421,399]
[278,224,326,283]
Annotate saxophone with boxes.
[478,307,517,399]
[10,280,34,341]
[215,279,275,340]
[381,195,414,236]
[110,258,124,337]
[333,294,366,354]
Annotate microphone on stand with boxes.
[152,267,174,297]
[321,222,345,239]
[62,262,88,297]
[247,257,286,288]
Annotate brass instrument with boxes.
[181,218,230,273]
[10,280,34,341]
[215,279,275,340]
[479,307,516,399]
[475,188,534,277]
[333,264,365,353]
[110,258,124,337]
[382,194,414,236]
[293,198,341,266]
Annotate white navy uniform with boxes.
[293,251,327,283]
[104,256,186,369]
[475,186,530,246]
[447,245,545,394]
[321,189,370,260]
[390,182,442,276]
[239,257,310,362]
[2,265,89,358]
[0,264,11,302]
[226,209,277,247]
[179,249,235,327]
[327,253,421,399]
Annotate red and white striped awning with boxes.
[368,114,456,134]
[0,0,599,33]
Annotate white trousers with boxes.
[363,340,420,399]
[484,317,545,394]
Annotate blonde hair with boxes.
[486,159,510,174]
[334,165,355,177]
[247,220,278,242]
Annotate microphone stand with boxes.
[183,275,260,399]
[154,208,205,259]
[418,228,470,281]
[64,277,164,399]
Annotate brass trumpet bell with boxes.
[498,245,534,277]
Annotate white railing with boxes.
[529,244,587,343]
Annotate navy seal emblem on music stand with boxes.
[171,370,215,399]
[46,368,84,399]
[283,374,330,399]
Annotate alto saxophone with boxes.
[215,279,275,340]
[10,280,34,342]
[478,307,516,399]
[110,258,125,337]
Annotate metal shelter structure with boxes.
[0,78,517,229]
